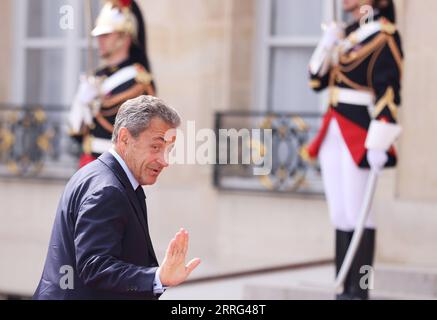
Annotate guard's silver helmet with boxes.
[91,2,137,38]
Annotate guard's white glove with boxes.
[365,120,402,172]
[68,75,99,134]
[367,149,388,172]
[77,75,99,105]
[321,22,342,50]
[309,22,343,76]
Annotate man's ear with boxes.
[118,127,130,146]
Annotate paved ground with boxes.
[161,265,336,300]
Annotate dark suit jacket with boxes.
[33,152,159,300]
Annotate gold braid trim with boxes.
[100,105,121,117]
[367,42,386,89]
[335,70,374,93]
[309,79,321,89]
[372,87,398,120]
[101,83,148,110]
[95,113,115,133]
[340,33,388,65]
[340,36,387,73]
[387,35,404,79]
[339,52,371,73]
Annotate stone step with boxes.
[243,283,437,300]
[375,265,437,298]
[243,265,437,300]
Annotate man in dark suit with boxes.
[34,95,201,300]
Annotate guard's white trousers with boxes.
[319,119,375,231]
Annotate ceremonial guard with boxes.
[69,0,155,167]
[304,0,403,299]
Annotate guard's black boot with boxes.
[347,229,376,300]
[335,230,353,300]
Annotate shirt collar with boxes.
[109,148,140,191]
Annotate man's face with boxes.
[120,118,176,186]
[97,32,128,59]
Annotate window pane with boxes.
[26,0,101,39]
[25,49,65,105]
[27,0,77,38]
[272,0,323,37]
[269,47,319,113]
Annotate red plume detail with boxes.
[119,0,132,8]
[107,0,132,8]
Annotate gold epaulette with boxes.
[134,64,153,86]
[380,18,396,35]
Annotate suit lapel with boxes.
[142,201,158,263]
[98,152,157,263]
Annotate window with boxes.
[12,0,100,106]
[5,0,101,179]
[254,0,341,113]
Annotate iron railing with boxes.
[0,104,79,180]
[213,111,324,195]
[0,105,325,193]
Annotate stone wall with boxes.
[0,0,12,102]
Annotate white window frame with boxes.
[253,0,342,112]
[12,0,97,106]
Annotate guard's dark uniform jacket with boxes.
[76,57,153,167]
[306,15,403,168]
